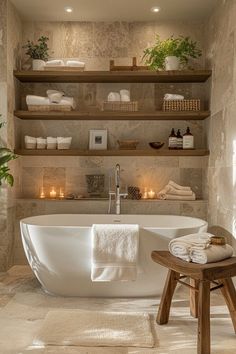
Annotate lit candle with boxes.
[59,187,65,199]
[39,186,46,199]
[148,189,156,199]
[143,187,148,199]
[49,186,57,199]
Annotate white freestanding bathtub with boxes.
[20,214,208,297]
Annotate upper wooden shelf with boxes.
[15,149,209,157]
[14,70,212,83]
[14,110,210,121]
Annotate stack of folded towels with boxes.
[169,233,234,264]
[158,180,196,201]
[45,58,85,69]
[107,89,130,102]
[26,90,76,109]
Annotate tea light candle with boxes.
[59,187,65,199]
[148,189,155,199]
[143,188,148,199]
[39,187,46,199]
[49,187,57,199]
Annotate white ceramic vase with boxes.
[32,59,45,70]
[165,56,180,71]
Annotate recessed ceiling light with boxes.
[65,6,73,13]
[151,6,161,13]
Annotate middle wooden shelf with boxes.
[14,110,211,121]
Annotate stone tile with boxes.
[180,168,203,198]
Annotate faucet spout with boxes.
[108,163,127,215]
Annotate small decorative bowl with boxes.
[149,142,165,149]
[118,140,139,150]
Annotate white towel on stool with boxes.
[91,224,139,281]
[190,244,234,264]
[169,233,213,262]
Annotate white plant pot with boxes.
[32,59,45,71]
[165,56,180,71]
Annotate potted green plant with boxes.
[23,36,49,70]
[143,35,202,71]
[0,119,17,187]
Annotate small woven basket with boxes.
[163,99,200,111]
[101,101,138,112]
[28,105,72,112]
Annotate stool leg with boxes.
[198,280,210,354]
[220,278,236,333]
[190,278,199,318]
[157,269,180,325]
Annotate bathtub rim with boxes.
[20,214,208,231]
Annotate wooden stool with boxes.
[151,251,236,354]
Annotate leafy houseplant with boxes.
[143,35,202,71]
[23,36,50,70]
[0,120,17,187]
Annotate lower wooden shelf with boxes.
[15,149,210,157]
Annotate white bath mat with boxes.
[33,310,155,348]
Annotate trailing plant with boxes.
[0,119,17,187]
[143,35,202,70]
[23,36,50,60]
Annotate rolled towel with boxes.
[107,92,121,102]
[169,233,213,262]
[26,95,49,106]
[47,90,64,103]
[47,137,57,150]
[190,244,234,264]
[25,135,36,149]
[120,89,130,102]
[66,60,85,67]
[45,59,64,66]
[164,93,185,100]
[57,137,72,150]
[36,137,46,149]
[169,180,191,191]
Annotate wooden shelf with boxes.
[15,149,209,157]
[14,110,210,121]
[14,70,212,83]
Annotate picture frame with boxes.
[89,129,108,150]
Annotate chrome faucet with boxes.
[108,164,128,214]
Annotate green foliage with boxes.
[143,35,202,70]
[23,36,50,60]
[0,119,17,187]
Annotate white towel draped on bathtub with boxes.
[91,224,139,282]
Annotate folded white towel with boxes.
[169,180,191,191]
[107,92,121,102]
[91,224,139,282]
[66,60,85,67]
[26,95,75,109]
[57,137,72,150]
[36,137,46,149]
[164,93,185,100]
[169,233,213,262]
[45,59,64,66]
[46,137,57,150]
[25,135,36,149]
[190,244,234,264]
[158,184,194,198]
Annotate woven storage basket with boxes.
[101,101,138,112]
[28,105,72,112]
[163,99,200,111]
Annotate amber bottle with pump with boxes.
[183,127,194,149]
[168,128,177,149]
[176,129,183,149]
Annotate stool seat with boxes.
[151,250,236,354]
[151,250,236,280]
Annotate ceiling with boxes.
[11,0,219,22]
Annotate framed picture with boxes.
[89,129,108,150]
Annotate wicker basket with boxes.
[101,101,138,112]
[28,105,72,112]
[163,99,200,111]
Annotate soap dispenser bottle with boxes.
[168,128,177,150]
[183,127,194,149]
[176,129,183,149]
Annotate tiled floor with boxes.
[0,266,236,354]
